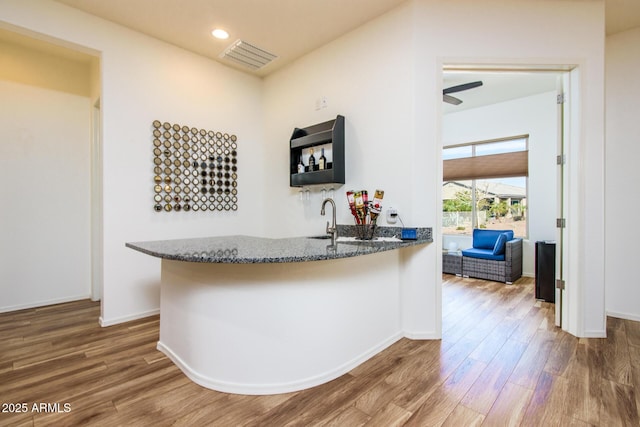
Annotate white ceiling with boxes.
[442,69,561,114]
[441,0,640,113]
[4,0,639,112]
[49,0,640,77]
[52,0,408,77]
[606,0,640,35]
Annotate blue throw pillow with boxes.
[473,229,497,249]
[492,233,508,255]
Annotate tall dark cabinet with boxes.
[535,241,556,303]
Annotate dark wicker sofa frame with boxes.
[462,238,523,284]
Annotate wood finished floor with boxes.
[1,276,639,426]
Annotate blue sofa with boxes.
[461,229,523,283]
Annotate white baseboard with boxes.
[99,308,160,327]
[404,331,442,340]
[607,310,640,323]
[0,294,92,313]
[157,332,403,395]
[580,329,607,338]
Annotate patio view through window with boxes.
[442,137,528,238]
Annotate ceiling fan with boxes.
[443,81,483,105]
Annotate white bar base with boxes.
[159,251,405,395]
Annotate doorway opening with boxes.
[440,64,576,331]
[0,26,102,313]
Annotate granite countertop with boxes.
[126,226,432,264]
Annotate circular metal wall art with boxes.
[151,120,238,212]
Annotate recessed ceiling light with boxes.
[211,29,229,40]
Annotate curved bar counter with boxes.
[126,228,431,395]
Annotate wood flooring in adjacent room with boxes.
[1,276,639,426]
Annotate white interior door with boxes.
[556,68,578,330]
[555,75,566,327]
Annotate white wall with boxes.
[263,0,605,337]
[262,5,415,236]
[263,3,439,337]
[98,31,264,325]
[0,38,90,95]
[0,80,91,311]
[414,0,606,337]
[443,91,559,277]
[0,33,93,312]
[0,0,265,325]
[605,26,640,322]
[0,0,606,337]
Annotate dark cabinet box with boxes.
[535,241,556,303]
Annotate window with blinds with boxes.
[443,136,528,238]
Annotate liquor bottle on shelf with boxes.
[308,148,316,171]
[297,156,305,174]
[319,148,327,170]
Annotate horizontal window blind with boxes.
[443,151,528,181]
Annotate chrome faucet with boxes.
[321,198,338,241]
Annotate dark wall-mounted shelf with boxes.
[290,115,345,187]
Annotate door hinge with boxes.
[557,154,565,165]
[557,93,566,104]
[556,279,566,290]
[556,218,566,228]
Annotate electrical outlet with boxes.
[315,96,328,110]
[386,207,398,224]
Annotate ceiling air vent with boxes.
[220,39,277,71]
